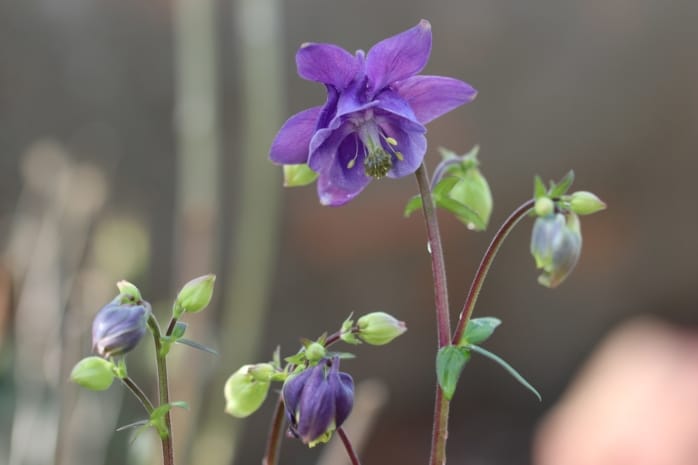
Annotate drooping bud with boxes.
[283,164,318,187]
[70,356,116,391]
[116,280,142,303]
[224,364,273,418]
[355,312,407,345]
[568,191,606,215]
[282,358,354,447]
[530,213,582,288]
[92,301,150,358]
[174,274,215,317]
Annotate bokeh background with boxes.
[1,0,697,464]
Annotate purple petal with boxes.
[374,115,427,178]
[374,89,419,123]
[394,75,477,124]
[365,20,432,93]
[296,43,360,89]
[269,106,322,164]
[282,368,314,420]
[330,366,354,428]
[308,123,355,172]
[316,134,372,206]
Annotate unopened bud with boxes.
[174,274,215,317]
[70,356,115,391]
[448,167,493,231]
[569,191,606,215]
[534,197,554,217]
[305,342,326,363]
[356,312,407,345]
[224,364,272,418]
[531,213,582,288]
[92,301,150,358]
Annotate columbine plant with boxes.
[71,275,217,465]
[226,18,607,465]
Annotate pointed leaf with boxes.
[436,345,471,400]
[326,351,355,360]
[434,194,485,230]
[116,419,149,432]
[403,195,423,218]
[460,317,502,345]
[432,176,460,196]
[534,175,546,199]
[549,170,575,198]
[467,344,541,401]
[175,338,218,355]
[272,346,282,369]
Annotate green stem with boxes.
[451,199,535,345]
[262,397,286,465]
[120,376,155,414]
[337,427,362,465]
[148,315,175,465]
[414,164,452,465]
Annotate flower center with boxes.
[351,122,404,180]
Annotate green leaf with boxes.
[434,194,485,230]
[175,338,218,355]
[549,170,575,198]
[534,175,546,199]
[326,351,355,360]
[466,344,541,401]
[436,346,471,400]
[116,419,149,432]
[432,176,460,196]
[403,195,423,218]
[149,401,189,438]
[284,352,306,366]
[460,317,502,345]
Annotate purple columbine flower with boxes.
[282,358,354,447]
[269,19,477,206]
[92,301,150,358]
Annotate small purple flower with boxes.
[270,19,477,206]
[92,301,150,358]
[282,358,354,447]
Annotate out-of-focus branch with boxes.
[190,0,284,464]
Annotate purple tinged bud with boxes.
[530,213,582,288]
[282,358,354,447]
[92,301,150,358]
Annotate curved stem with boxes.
[148,315,175,465]
[451,199,535,345]
[262,397,286,465]
[414,164,452,465]
[120,376,155,414]
[337,427,362,465]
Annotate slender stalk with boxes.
[414,164,452,465]
[165,317,179,337]
[415,164,451,347]
[451,199,535,345]
[120,376,155,414]
[148,315,175,465]
[337,427,362,465]
[262,397,286,465]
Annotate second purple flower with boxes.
[270,19,477,206]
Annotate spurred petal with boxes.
[365,20,432,93]
[308,123,355,172]
[269,106,322,164]
[297,43,360,89]
[394,75,477,124]
[316,134,372,206]
[374,115,427,178]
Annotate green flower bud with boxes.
[356,312,407,345]
[448,167,493,231]
[305,342,326,363]
[283,164,318,187]
[70,356,115,391]
[568,191,606,215]
[224,364,272,418]
[534,197,554,217]
[174,274,215,317]
[116,280,142,303]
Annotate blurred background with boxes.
[1,0,697,464]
